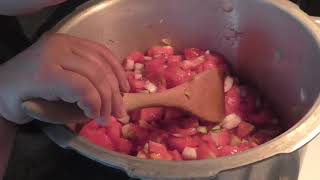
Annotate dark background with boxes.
[1,0,319,180]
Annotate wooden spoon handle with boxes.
[21,91,176,124]
[22,99,87,124]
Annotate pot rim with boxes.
[45,0,320,178]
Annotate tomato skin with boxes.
[197,143,217,160]
[237,122,255,138]
[210,130,231,146]
[127,51,145,62]
[165,65,192,88]
[184,48,203,59]
[167,136,198,152]
[79,121,115,151]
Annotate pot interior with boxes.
[54,0,320,178]
[59,0,320,130]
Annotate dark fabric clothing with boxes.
[0,16,30,64]
[297,0,320,16]
[34,0,89,41]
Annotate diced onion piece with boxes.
[181,56,205,69]
[161,38,172,45]
[137,151,147,159]
[144,56,152,61]
[144,143,149,154]
[135,63,144,71]
[211,125,221,131]
[134,73,143,80]
[197,126,208,134]
[222,114,242,129]
[172,133,184,137]
[125,59,135,70]
[144,81,157,93]
[224,76,234,92]
[205,50,210,55]
[172,128,197,137]
[182,147,197,160]
[121,123,133,139]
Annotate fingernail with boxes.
[118,115,130,124]
[117,105,128,118]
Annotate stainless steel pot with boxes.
[42,0,320,179]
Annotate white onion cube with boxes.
[197,126,208,134]
[125,59,135,70]
[224,76,234,92]
[222,114,242,129]
[182,147,197,160]
[144,81,157,93]
[144,56,152,61]
[121,123,132,138]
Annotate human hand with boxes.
[0,0,67,15]
[0,33,130,125]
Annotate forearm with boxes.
[0,116,17,179]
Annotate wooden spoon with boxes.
[21,69,225,124]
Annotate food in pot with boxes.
[70,46,282,161]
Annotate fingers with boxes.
[71,47,127,119]
[90,44,130,93]
[59,53,113,120]
[55,70,103,119]
[63,34,130,92]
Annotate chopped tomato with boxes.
[169,150,183,161]
[167,136,198,152]
[210,129,231,146]
[184,48,203,59]
[237,121,255,138]
[168,55,183,65]
[165,65,192,88]
[127,51,145,63]
[140,108,164,123]
[147,46,174,58]
[148,141,173,160]
[197,143,217,159]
